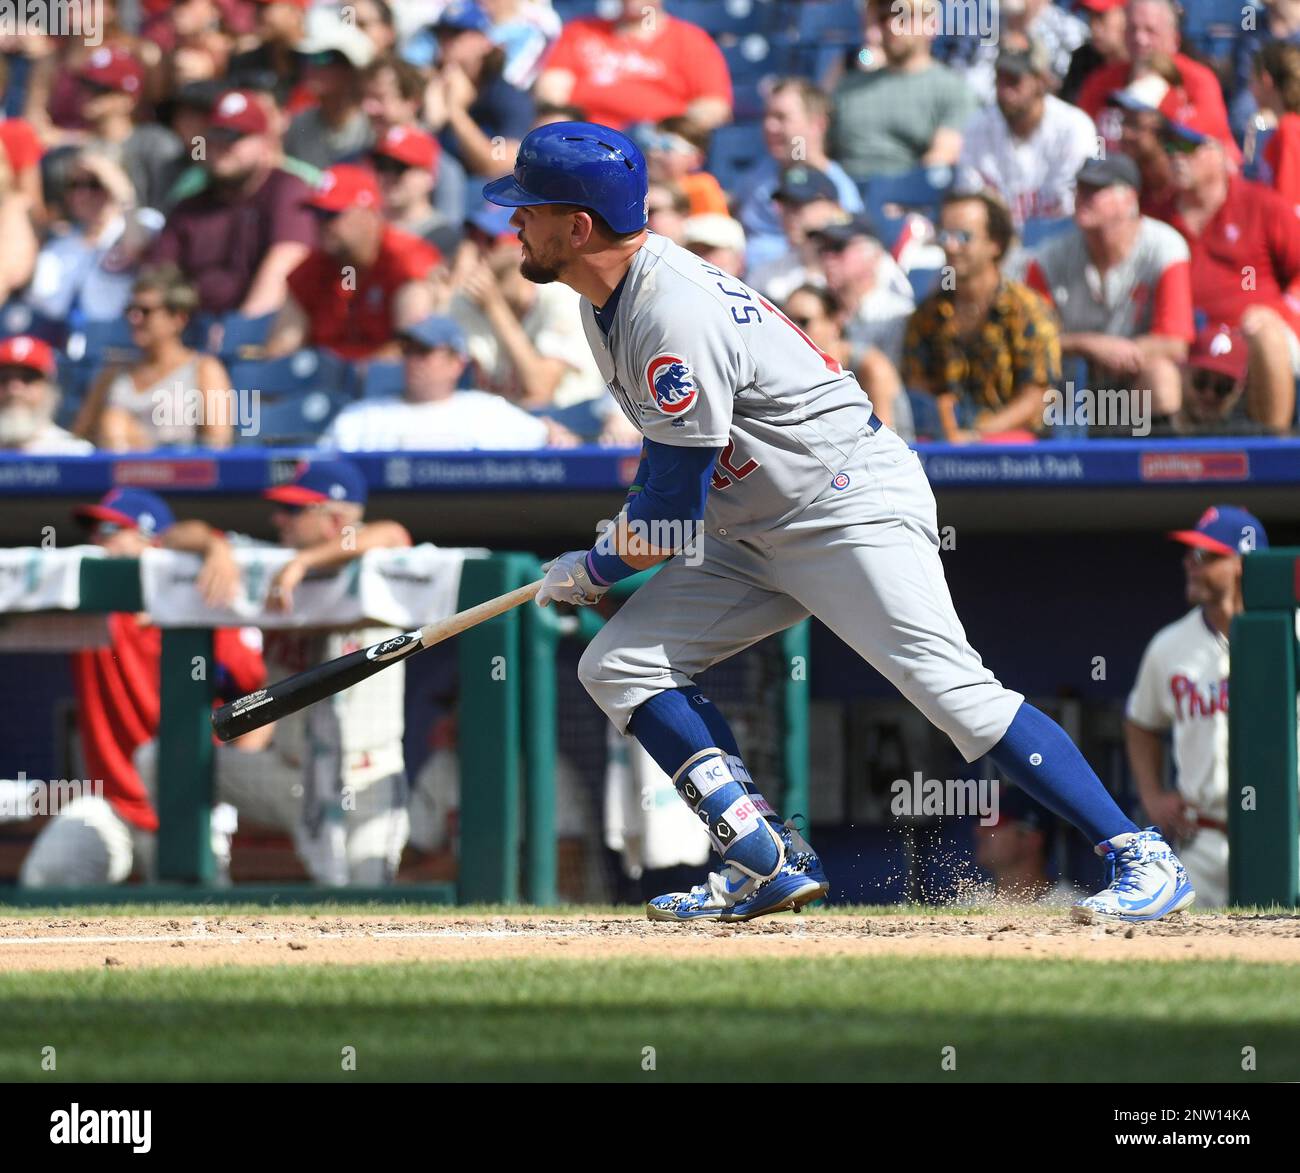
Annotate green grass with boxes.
[2,955,1296,1082]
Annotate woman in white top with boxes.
[25,151,159,324]
[75,264,234,450]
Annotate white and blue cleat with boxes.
[646,824,830,923]
[1071,827,1196,924]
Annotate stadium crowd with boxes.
[0,0,1295,455]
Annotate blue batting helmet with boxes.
[482,121,648,235]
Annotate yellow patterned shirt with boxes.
[901,279,1062,417]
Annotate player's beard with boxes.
[519,236,564,284]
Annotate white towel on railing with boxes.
[139,544,480,629]
[0,544,103,611]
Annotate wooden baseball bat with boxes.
[211,578,545,743]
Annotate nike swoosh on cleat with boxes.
[1116,880,1168,911]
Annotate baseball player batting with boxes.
[484,122,1195,924]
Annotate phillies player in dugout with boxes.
[484,121,1198,924]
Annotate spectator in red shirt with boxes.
[535,0,732,131]
[1251,42,1300,209]
[266,164,442,361]
[19,489,266,888]
[1078,0,1235,158]
[371,125,458,255]
[1158,116,1300,433]
[151,88,318,316]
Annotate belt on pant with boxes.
[1194,814,1228,833]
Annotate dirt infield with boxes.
[3,910,1300,971]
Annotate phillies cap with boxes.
[74,488,175,537]
[1076,0,1126,11]
[209,89,270,137]
[77,46,144,95]
[373,125,440,171]
[400,315,469,356]
[434,1,492,34]
[0,335,56,378]
[1188,325,1248,382]
[309,164,383,212]
[1169,505,1268,557]
[1075,153,1141,191]
[263,459,368,506]
[773,165,839,206]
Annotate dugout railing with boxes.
[1229,547,1300,907]
[0,552,812,906]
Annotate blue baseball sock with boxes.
[986,702,1139,845]
[628,687,784,879]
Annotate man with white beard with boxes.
[0,336,92,455]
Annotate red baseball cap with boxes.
[309,164,383,212]
[253,0,312,6]
[0,335,56,378]
[373,125,441,172]
[1188,324,1248,382]
[77,46,144,96]
[209,89,270,137]
[1075,0,1125,11]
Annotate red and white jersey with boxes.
[1126,607,1231,820]
[958,95,1099,227]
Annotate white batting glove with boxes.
[536,550,609,608]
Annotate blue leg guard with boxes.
[629,690,784,882]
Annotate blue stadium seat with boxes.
[792,0,863,44]
[239,389,348,445]
[666,0,779,36]
[1046,356,1092,441]
[552,0,602,22]
[904,388,942,441]
[1021,217,1075,248]
[66,317,138,362]
[214,312,277,358]
[907,267,941,302]
[862,166,954,225]
[721,35,802,83]
[0,300,66,346]
[361,361,405,399]
[227,349,354,399]
[531,399,607,441]
[706,121,768,194]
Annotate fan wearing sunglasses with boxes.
[1175,325,1250,434]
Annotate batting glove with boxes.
[536,550,609,608]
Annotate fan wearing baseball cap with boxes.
[369,125,458,255]
[1060,0,1127,105]
[20,489,266,888]
[75,46,184,212]
[1125,505,1283,908]
[1175,324,1251,434]
[176,457,416,885]
[1157,110,1300,435]
[263,164,443,361]
[0,336,91,455]
[150,87,319,318]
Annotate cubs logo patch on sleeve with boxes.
[645,354,698,415]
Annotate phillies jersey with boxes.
[580,232,879,540]
[1126,607,1231,821]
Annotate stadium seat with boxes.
[552,0,602,22]
[862,166,954,226]
[792,0,863,44]
[531,399,607,442]
[214,312,277,358]
[239,389,348,445]
[721,35,802,84]
[904,388,942,441]
[361,361,405,399]
[1046,356,1092,441]
[706,122,768,195]
[226,349,354,400]
[907,267,942,302]
[665,0,779,37]
[1021,217,1075,248]
[0,300,66,346]
[65,318,138,365]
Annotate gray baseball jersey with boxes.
[581,233,879,539]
